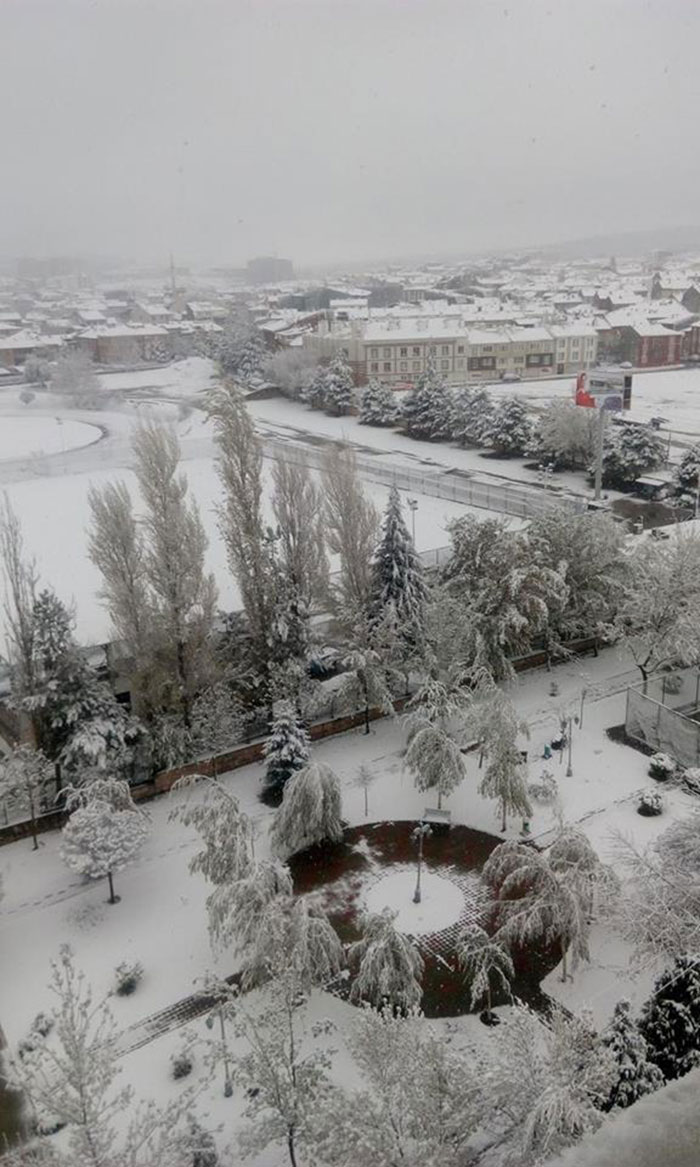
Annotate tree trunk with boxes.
[560,939,568,983]
[107,870,117,905]
[364,703,370,735]
[287,1128,298,1167]
[437,787,443,810]
[176,637,191,729]
[501,798,507,833]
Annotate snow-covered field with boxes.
[97,356,219,400]
[0,416,101,462]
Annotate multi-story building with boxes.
[301,316,597,386]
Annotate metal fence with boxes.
[625,667,700,768]
[263,437,587,522]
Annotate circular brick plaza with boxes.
[288,820,560,1017]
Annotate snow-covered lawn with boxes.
[493,366,700,440]
[0,416,101,462]
[97,357,219,400]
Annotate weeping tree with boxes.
[348,909,424,1011]
[479,740,532,832]
[403,674,471,809]
[456,923,514,1013]
[269,762,344,859]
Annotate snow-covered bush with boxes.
[638,790,664,817]
[598,423,665,489]
[528,768,559,805]
[640,955,700,1081]
[19,388,35,406]
[663,672,683,695]
[648,753,676,781]
[681,768,700,795]
[31,1012,53,1039]
[170,1047,194,1080]
[113,960,144,996]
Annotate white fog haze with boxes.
[1,0,699,266]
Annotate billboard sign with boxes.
[575,371,632,411]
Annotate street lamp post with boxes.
[566,716,574,778]
[407,496,418,544]
[412,820,432,904]
[205,989,234,1097]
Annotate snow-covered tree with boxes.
[323,350,355,416]
[207,857,292,961]
[359,378,398,427]
[534,399,597,470]
[9,946,196,1167]
[440,515,567,679]
[208,384,276,689]
[263,348,319,399]
[51,350,100,409]
[336,629,397,735]
[400,355,454,441]
[314,1005,483,1167]
[452,385,494,447]
[87,478,153,713]
[465,672,528,769]
[483,833,614,983]
[321,444,378,626]
[370,485,427,651]
[132,421,217,729]
[599,422,665,489]
[456,923,514,1013]
[262,702,310,805]
[614,816,700,966]
[348,909,424,1010]
[61,780,150,903]
[529,505,627,640]
[602,998,664,1109]
[403,673,472,807]
[0,744,52,850]
[0,493,39,706]
[24,588,135,778]
[480,396,532,455]
[355,763,378,817]
[615,533,700,687]
[232,969,333,1167]
[187,679,246,758]
[673,441,700,503]
[272,453,329,622]
[640,956,700,1082]
[217,310,265,384]
[270,762,343,859]
[486,1005,616,1164]
[170,774,253,887]
[479,740,532,832]
[300,363,328,410]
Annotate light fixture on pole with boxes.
[411,820,431,904]
[407,496,418,543]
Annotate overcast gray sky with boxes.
[1,0,698,269]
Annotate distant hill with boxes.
[539,225,700,260]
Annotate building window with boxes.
[370,347,378,358]
[456,358,464,368]
[483,346,493,353]
[441,345,449,355]
[370,362,378,372]
[413,347,420,356]
[429,344,436,353]
[413,361,420,370]
[400,347,408,357]
[457,345,464,354]
[400,361,407,371]
[383,362,391,372]
[441,360,449,370]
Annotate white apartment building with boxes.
[302,316,598,386]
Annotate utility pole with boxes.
[594,406,606,502]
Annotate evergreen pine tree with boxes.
[452,385,494,447]
[262,701,311,805]
[639,955,700,1081]
[300,363,328,410]
[359,378,398,426]
[602,998,665,1110]
[480,396,532,455]
[323,351,355,416]
[600,423,665,488]
[674,441,700,503]
[370,485,427,649]
[400,354,453,440]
